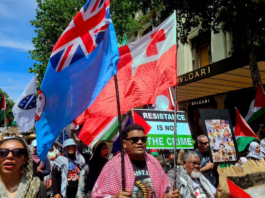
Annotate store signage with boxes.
[132,109,194,149]
[177,66,211,85]
[191,98,211,106]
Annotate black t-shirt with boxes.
[194,149,216,186]
[130,159,156,198]
[77,142,91,164]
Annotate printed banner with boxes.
[132,109,194,149]
[199,109,239,165]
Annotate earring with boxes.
[21,165,25,174]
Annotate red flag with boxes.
[153,88,179,111]
[254,83,265,107]
[227,178,251,198]
[234,109,258,139]
[87,13,177,118]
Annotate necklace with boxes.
[9,185,19,192]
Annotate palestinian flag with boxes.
[150,149,159,156]
[245,84,265,124]
[235,109,258,152]
[78,115,132,155]
[0,93,6,124]
[245,99,265,124]
[226,178,251,198]
[254,83,265,107]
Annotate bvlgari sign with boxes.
[191,99,211,106]
[177,66,211,86]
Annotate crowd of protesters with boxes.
[0,123,264,198]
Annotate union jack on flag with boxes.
[50,0,111,73]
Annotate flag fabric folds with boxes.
[120,34,129,47]
[36,0,119,161]
[244,99,265,124]
[84,12,177,118]
[0,93,6,125]
[235,109,258,152]
[78,114,132,154]
[12,76,37,133]
[254,83,265,107]
[226,178,251,198]
[55,124,71,147]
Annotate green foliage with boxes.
[145,0,265,54]
[29,0,143,86]
[0,88,15,126]
[29,0,87,87]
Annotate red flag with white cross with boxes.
[80,13,177,118]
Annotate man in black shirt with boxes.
[194,135,217,187]
[92,124,181,198]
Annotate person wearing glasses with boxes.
[92,124,181,198]
[0,137,47,198]
[167,151,221,198]
[194,135,217,187]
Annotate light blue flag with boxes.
[36,0,119,161]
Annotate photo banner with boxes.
[199,109,239,165]
[132,109,194,149]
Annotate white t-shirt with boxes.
[192,179,216,198]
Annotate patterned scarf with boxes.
[92,152,168,198]
[167,166,215,198]
[53,147,85,197]
[0,138,41,198]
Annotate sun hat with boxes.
[90,140,113,160]
[31,139,37,147]
[63,138,77,148]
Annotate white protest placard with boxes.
[132,109,194,149]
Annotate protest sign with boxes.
[199,109,239,164]
[132,109,194,149]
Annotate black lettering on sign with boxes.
[157,125,163,130]
[134,110,187,123]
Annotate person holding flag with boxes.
[92,124,180,198]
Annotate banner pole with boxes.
[114,74,125,191]
[173,86,178,190]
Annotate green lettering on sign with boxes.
[146,134,194,149]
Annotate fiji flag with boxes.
[36,0,119,161]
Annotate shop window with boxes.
[191,30,211,70]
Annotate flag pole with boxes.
[173,10,178,189]
[114,74,125,191]
[173,86,178,190]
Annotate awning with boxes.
[177,55,265,102]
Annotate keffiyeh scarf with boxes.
[92,152,168,198]
[53,149,85,197]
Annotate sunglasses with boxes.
[0,148,27,158]
[125,136,148,144]
[199,141,209,145]
[187,161,201,166]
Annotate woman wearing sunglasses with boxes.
[0,137,47,198]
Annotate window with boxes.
[143,26,152,36]
[191,30,211,70]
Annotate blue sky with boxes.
[0,0,38,101]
